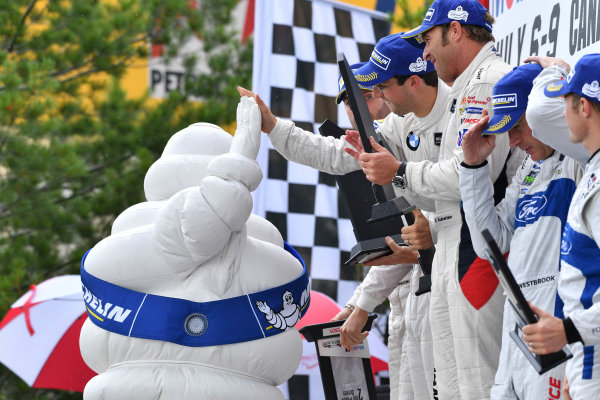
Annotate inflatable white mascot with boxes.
[79,96,310,399]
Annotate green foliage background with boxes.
[0,0,251,398]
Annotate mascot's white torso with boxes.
[80,98,307,399]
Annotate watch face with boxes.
[392,175,407,189]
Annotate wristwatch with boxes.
[392,162,408,189]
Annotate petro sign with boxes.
[491,0,600,67]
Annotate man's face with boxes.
[423,26,456,84]
[564,94,585,144]
[507,115,553,161]
[343,89,390,129]
[372,77,413,116]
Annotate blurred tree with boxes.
[393,0,433,30]
[0,0,251,398]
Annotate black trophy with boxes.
[336,52,435,295]
[299,315,378,400]
[482,229,572,374]
[318,120,407,265]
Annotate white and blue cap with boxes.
[336,62,375,104]
[353,33,434,87]
[401,0,492,48]
[544,54,600,104]
[482,63,542,134]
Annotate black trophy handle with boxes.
[371,183,387,204]
[404,211,434,296]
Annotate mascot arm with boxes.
[154,97,263,271]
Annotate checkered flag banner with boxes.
[251,0,391,398]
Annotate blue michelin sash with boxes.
[80,242,310,347]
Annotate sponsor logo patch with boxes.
[355,71,378,82]
[448,6,469,21]
[486,115,512,132]
[516,194,548,223]
[582,80,600,100]
[560,232,572,255]
[425,7,435,22]
[546,82,564,92]
[492,93,518,109]
[409,57,427,73]
[460,106,484,115]
[406,131,420,150]
[370,49,391,71]
[457,128,468,146]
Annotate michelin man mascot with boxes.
[79,96,310,400]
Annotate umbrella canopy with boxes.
[0,275,96,392]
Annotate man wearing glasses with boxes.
[238,32,449,399]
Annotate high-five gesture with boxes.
[231,96,262,160]
[237,86,277,134]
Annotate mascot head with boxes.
[144,123,232,201]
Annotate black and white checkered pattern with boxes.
[252,0,391,398]
[253,0,390,309]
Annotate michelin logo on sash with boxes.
[80,243,311,347]
[256,288,309,331]
[83,283,132,323]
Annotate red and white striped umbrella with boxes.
[0,275,96,391]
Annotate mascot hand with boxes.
[256,300,272,317]
[231,96,262,160]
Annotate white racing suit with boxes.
[398,264,436,400]
[558,150,600,400]
[267,80,450,399]
[346,264,412,398]
[392,42,512,400]
[528,64,600,399]
[527,65,590,167]
[460,151,582,399]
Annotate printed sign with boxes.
[491,0,600,67]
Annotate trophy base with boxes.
[415,274,431,296]
[367,197,414,223]
[510,323,572,374]
[345,233,404,266]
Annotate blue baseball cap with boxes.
[353,33,434,87]
[401,0,492,48]
[544,54,600,104]
[482,63,542,134]
[336,62,375,104]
